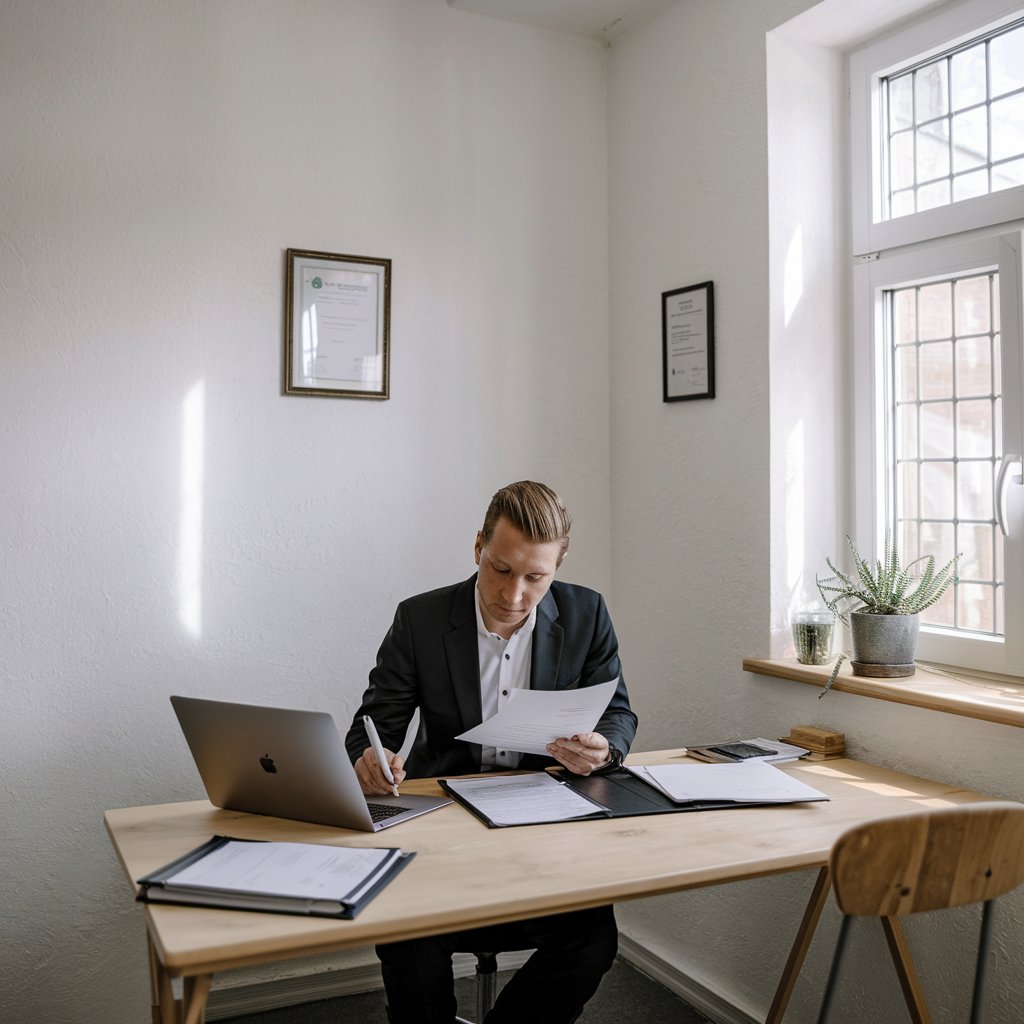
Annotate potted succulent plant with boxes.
[816,533,959,680]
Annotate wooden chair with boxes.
[816,801,1024,1024]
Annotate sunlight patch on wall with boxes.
[784,224,804,326]
[178,380,205,639]
[785,418,806,599]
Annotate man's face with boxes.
[474,516,563,639]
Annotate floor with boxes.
[227,957,714,1023]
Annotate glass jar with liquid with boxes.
[792,612,835,665]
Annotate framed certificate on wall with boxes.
[662,280,714,402]
[284,249,391,399]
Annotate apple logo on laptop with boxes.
[259,754,277,774]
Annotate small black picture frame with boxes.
[662,281,714,402]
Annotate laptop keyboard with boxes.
[368,802,411,823]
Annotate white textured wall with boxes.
[607,0,818,769]
[609,2,1024,1023]
[606,5,822,1015]
[0,3,610,1020]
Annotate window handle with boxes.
[995,454,1024,537]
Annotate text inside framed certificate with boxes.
[284,249,391,399]
[662,280,714,402]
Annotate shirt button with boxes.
[502,689,508,696]
[504,653,510,660]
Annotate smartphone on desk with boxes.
[706,742,778,761]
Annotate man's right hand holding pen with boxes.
[357,715,407,797]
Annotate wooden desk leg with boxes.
[881,916,933,1024]
[147,934,212,1024]
[182,974,213,1024]
[765,866,832,1024]
[148,936,178,1024]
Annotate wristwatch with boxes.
[595,745,625,773]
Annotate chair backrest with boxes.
[830,801,1024,917]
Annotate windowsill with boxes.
[743,657,1024,729]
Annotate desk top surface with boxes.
[104,750,992,977]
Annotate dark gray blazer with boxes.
[344,574,637,778]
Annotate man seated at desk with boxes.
[345,479,637,1024]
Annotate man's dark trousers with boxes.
[378,905,617,1023]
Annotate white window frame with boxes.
[854,234,1024,674]
[850,0,1024,676]
[850,0,1024,256]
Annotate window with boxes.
[851,0,1024,255]
[851,0,1024,676]
[883,19,1024,219]
[889,265,1002,634]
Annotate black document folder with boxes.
[137,835,414,918]
[557,768,759,817]
[441,768,772,828]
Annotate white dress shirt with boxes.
[475,585,536,770]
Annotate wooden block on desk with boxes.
[781,725,846,758]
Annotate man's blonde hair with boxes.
[480,481,571,559]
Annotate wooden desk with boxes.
[105,751,995,1024]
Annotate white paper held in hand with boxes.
[455,679,619,756]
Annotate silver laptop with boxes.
[170,695,450,831]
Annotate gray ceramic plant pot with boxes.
[850,611,919,677]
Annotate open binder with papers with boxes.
[136,835,414,918]
[442,760,828,828]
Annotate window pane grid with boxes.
[883,19,1024,219]
[887,272,1004,635]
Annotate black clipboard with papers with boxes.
[136,835,415,918]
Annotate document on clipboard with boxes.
[136,835,414,918]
